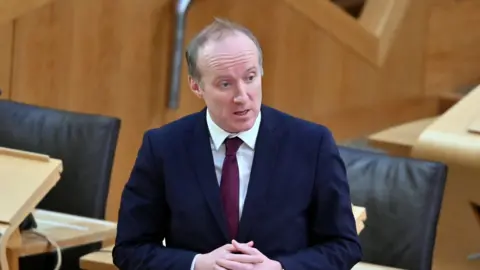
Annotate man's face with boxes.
[189,32,262,133]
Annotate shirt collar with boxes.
[206,109,261,151]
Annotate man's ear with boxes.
[189,76,202,99]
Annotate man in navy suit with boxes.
[113,18,361,270]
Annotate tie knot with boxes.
[225,137,243,156]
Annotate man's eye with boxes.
[220,82,230,88]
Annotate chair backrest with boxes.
[339,146,447,270]
[0,100,121,219]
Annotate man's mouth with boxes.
[234,110,249,116]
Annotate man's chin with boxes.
[230,121,255,133]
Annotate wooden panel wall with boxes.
[6,0,436,221]
[0,22,13,100]
[0,0,56,25]
[166,0,435,137]
[9,0,175,220]
[426,0,480,94]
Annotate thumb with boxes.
[232,239,252,248]
[231,240,257,255]
[223,243,236,252]
[232,239,240,249]
[232,240,254,246]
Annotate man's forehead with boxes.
[199,33,258,61]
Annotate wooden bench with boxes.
[80,245,115,270]
[367,117,437,157]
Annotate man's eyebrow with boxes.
[214,75,231,81]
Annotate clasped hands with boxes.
[195,240,282,270]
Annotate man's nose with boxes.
[234,83,248,103]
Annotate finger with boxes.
[216,258,253,270]
[232,240,254,247]
[232,240,252,249]
[214,265,228,270]
[232,241,259,255]
[223,243,236,252]
[225,253,264,264]
[231,240,243,250]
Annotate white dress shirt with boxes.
[206,109,261,218]
[190,109,261,269]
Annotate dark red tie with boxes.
[220,137,243,239]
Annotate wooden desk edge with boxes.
[80,206,368,269]
[353,262,405,270]
[367,117,437,156]
[11,210,117,256]
[80,250,405,270]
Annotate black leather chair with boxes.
[339,146,447,270]
[0,100,121,269]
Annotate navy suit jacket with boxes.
[113,105,362,270]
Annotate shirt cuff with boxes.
[191,254,199,270]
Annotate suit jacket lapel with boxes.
[188,109,230,241]
[237,106,281,242]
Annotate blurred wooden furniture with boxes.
[425,1,480,97]
[366,86,480,270]
[79,245,115,270]
[352,263,404,270]
[353,205,367,233]
[0,0,56,24]
[0,147,117,270]
[368,117,437,157]
[0,147,62,270]
[332,0,366,17]
[0,99,121,269]
[366,86,480,269]
[17,210,116,257]
[411,85,480,270]
[367,85,478,158]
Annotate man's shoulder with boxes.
[264,106,332,138]
[144,110,203,142]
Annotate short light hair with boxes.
[185,18,264,82]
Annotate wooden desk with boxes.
[15,210,117,257]
[2,209,116,270]
[411,85,480,270]
[352,262,404,270]
[353,205,367,233]
[80,206,369,270]
[368,117,437,157]
[0,147,116,270]
[80,245,115,270]
[0,147,63,270]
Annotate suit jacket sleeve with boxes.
[112,131,197,270]
[275,128,362,270]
